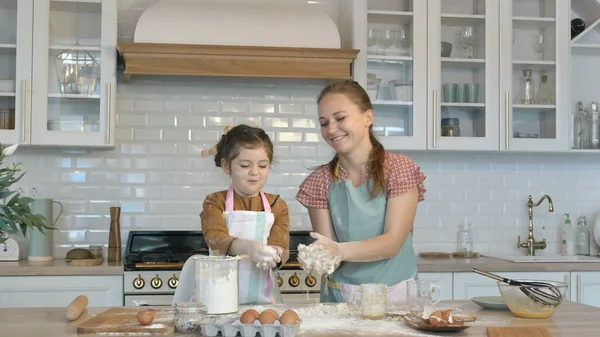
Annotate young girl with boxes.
[200,124,290,304]
[296,81,426,304]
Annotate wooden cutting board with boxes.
[77,307,175,334]
[487,327,552,337]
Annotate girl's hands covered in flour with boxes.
[249,243,282,270]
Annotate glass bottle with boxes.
[520,69,535,104]
[587,101,600,149]
[457,223,473,258]
[536,71,552,104]
[572,101,586,149]
[575,216,590,256]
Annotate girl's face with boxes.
[318,93,373,154]
[221,145,271,197]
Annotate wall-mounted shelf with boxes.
[513,16,556,29]
[441,14,485,26]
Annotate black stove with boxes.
[123,230,208,271]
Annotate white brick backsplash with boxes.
[8,10,598,258]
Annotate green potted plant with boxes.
[0,144,54,244]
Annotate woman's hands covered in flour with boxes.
[297,232,342,276]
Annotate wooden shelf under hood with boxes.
[118,42,360,82]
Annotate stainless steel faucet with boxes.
[517,194,553,256]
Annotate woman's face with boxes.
[221,145,270,197]
[318,93,373,154]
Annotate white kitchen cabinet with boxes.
[498,0,570,152]
[349,0,570,152]
[0,0,116,148]
[0,275,123,308]
[418,272,453,300]
[453,271,569,300]
[29,0,117,147]
[570,272,600,308]
[0,1,34,146]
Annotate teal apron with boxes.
[320,179,418,303]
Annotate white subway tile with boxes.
[163,186,197,200]
[292,118,316,128]
[119,201,147,213]
[478,202,503,215]
[164,157,193,170]
[206,116,234,127]
[41,157,73,168]
[279,103,304,114]
[278,132,303,142]
[490,189,516,202]
[264,118,289,128]
[121,173,146,184]
[105,186,133,199]
[132,158,165,170]
[234,116,261,126]
[74,215,107,229]
[148,114,176,127]
[115,128,134,141]
[148,172,177,185]
[133,186,163,198]
[150,143,177,155]
[76,158,105,169]
[163,128,192,141]
[164,100,191,113]
[305,133,321,142]
[250,103,276,114]
[134,128,162,141]
[175,172,207,185]
[72,186,105,199]
[135,100,163,112]
[132,215,163,228]
[222,102,249,113]
[192,101,221,113]
[464,187,491,202]
[292,145,318,157]
[119,114,147,127]
[61,172,87,183]
[503,174,530,188]
[119,143,147,154]
[106,158,132,169]
[439,187,466,202]
[425,202,453,215]
[90,172,120,184]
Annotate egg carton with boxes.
[201,318,302,337]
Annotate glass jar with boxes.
[441,118,460,137]
[88,245,103,259]
[457,223,473,258]
[173,302,207,333]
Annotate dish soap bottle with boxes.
[562,214,571,256]
[576,216,590,256]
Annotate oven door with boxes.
[124,295,174,307]
[281,293,320,305]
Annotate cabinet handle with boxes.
[505,92,510,149]
[433,90,438,148]
[21,79,27,142]
[106,81,112,143]
[576,274,581,303]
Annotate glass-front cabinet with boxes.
[0,1,33,146]
[499,0,569,152]
[354,0,427,150]
[31,0,116,147]
[428,0,499,151]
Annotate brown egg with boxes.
[441,309,454,324]
[240,309,260,324]
[137,309,156,325]
[428,310,446,327]
[258,309,279,324]
[278,309,300,325]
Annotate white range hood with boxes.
[118,0,359,81]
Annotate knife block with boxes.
[107,207,122,262]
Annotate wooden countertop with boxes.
[2,301,598,336]
[1,256,600,276]
[0,259,123,276]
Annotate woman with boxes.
[295,80,426,303]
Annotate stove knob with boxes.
[133,274,145,289]
[289,273,300,287]
[151,274,163,289]
[276,273,283,287]
[305,274,317,287]
[168,274,179,289]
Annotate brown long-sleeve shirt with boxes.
[200,190,290,263]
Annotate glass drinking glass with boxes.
[394,27,411,56]
[367,28,379,53]
[379,29,395,55]
[458,26,476,58]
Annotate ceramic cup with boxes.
[406,280,442,313]
[353,283,387,320]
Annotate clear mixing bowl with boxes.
[497,280,568,319]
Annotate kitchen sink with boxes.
[485,255,600,263]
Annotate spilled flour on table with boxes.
[245,303,454,337]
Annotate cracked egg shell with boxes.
[258,309,279,324]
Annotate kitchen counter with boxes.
[2,301,598,336]
[417,256,600,272]
[0,259,123,276]
[1,256,600,276]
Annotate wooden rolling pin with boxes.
[65,295,89,321]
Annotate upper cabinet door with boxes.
[0,1,33,146]
[499,0,569,152]
[30,0,116,147]
[353,0,428,150]
[427,0,500,151]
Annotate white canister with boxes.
[194,255,241,314]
